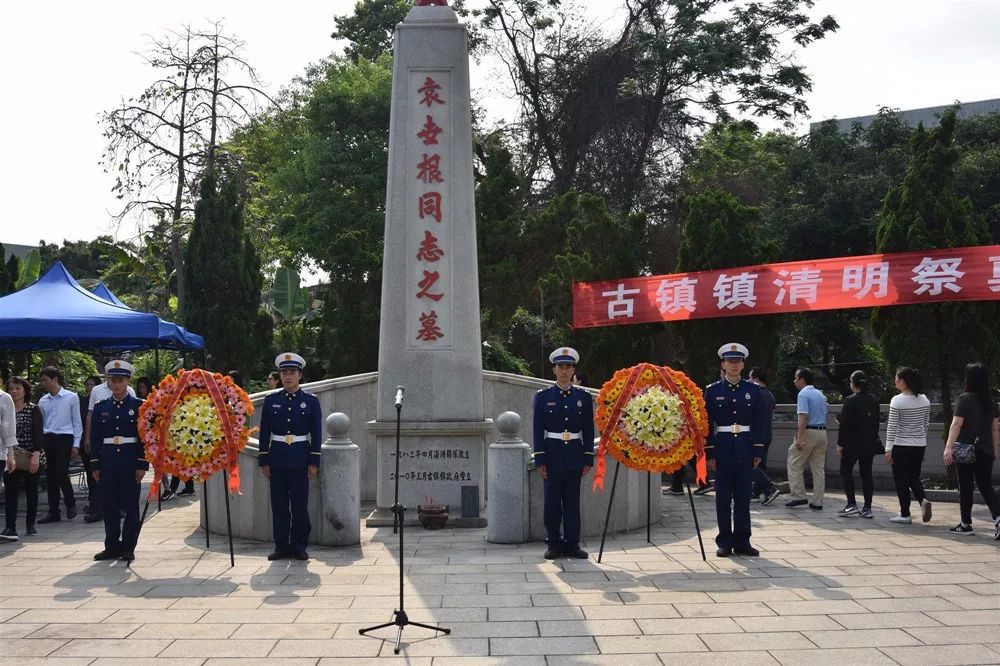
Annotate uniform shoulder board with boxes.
[536,387,548,394]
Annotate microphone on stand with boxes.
[394,386,405,409]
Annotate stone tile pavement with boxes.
[2,489,1000,664]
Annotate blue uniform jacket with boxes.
[532,384,595,474]
[258,389,323,470]
[90,395,149,471]
[704,378,768,464]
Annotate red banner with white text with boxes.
[573,245,1000,329]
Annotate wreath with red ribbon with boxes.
[593,363,708,491]
[138,369,255,500]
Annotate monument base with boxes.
[365,507,487,528]
[367,419,493,528]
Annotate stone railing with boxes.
[205,371,659,544]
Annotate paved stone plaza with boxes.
[3,490,1000,665]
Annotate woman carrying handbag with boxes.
[943,363,1000,538]
[2,377,44,541]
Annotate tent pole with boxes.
[155,347,160,380]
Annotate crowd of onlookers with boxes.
[670,362,1000,540]
[0,367,195,541]
[3,362,1000,541]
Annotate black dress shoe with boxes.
[809,504,823,511]
[564,547,589,559]
[785,499,808,508]
[543,546,562,560]
[716,547,733,557]
[94,549,122,561]
[37,514,60,524]
[84,513,103,523]
[267,551,289,561]
[292,551,309,561]
[121,552,135,563]
[66,505,78,520]
[26,526,37,536]
[734,545,760,556]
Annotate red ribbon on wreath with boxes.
[593,364,645,491]
[593,363,708,491]
[145,369,244,501]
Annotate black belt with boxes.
[806,425,826,430]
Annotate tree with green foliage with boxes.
[39,238,113,281]
[954,111,1000,242]
[183,169,266,374]
[233,54,393,376]
[530,191,651,381]
[673,189,780,385]
[332,0,412,62]
[0,246,18,297]
[873,111,998,424]
[480,0,838,218]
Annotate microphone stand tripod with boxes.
[359,387,450,654]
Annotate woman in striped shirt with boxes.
[884,367,932,524]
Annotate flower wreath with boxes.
[138,369,255,500]
[593,363,708,490]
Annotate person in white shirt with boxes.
[0,388,16,469]
[37,366,83,523]
[885,366,932,525]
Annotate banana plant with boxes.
[269,267,322,323]
[14,248,40,289]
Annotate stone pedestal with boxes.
[367,418,492,527]
[487,412,531,543]
[317,413,360,546]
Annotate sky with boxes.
[1,0,998,250]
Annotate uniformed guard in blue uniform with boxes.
[532,347,595,560]
[704,343,768,557]
[258,352,322,561]
[90,360,148,563]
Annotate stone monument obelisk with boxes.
[367,0,492,526]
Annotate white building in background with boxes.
[811,98,1000,134]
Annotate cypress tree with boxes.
[873,110,998,422]
[183,169,265,373]
[674,189,780,384]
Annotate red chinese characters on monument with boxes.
[419,192,442,223]
[414,74,449,342]
[417,270,444,302]
[417,230,445,262]
[418,115,443,145]
[417,154,444,184]
[418,77,445,107]
[416,310,445,341]
[416,0,449,6]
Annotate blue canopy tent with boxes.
[90,282,205,351]
[0,262,202,352]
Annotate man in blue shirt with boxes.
[532,347,595,560]
[704,343,768,557]
[90,360,147,563]
[785,367,829,510]
[259,352,323,561]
